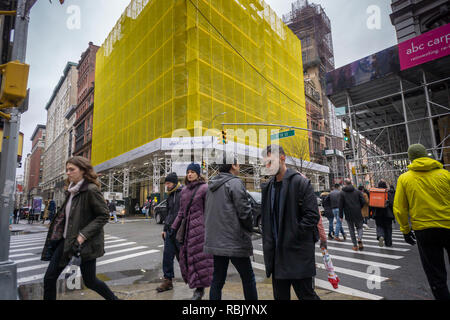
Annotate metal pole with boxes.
[0,0,30,300]
[399,78,411,147]
[346,92,358,186]
[422,71,439,159]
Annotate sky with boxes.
[17,0,397,175]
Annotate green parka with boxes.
[41,180,109,267]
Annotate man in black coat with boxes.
[339,179,366,251]
[157,172,183,293]
[261,145,320,300]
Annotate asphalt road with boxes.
[10,217,450,300]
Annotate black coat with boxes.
[164,184,183,232]
[339,185,366,223]
[41,181,109,267]
[261,168,320,280]
[374,189,395,221]
[320,193,333,219]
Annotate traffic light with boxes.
[0,61,30,109]
[221,130,227,144]
[343,128,350,142]
[352,167,356,175]
[201,160,206,169]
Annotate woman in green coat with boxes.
[41,156,119,300]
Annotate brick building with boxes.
[73,42,99,160]
[26,124,46,201]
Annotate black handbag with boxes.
[175,186,200,245]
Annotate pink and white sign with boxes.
[398,23,450,71]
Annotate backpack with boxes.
[369,188,388,208]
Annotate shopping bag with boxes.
[321,247,340,289]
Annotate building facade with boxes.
[390,0,449,43]
[26,124,46,201]
[73,42,99,160]
[42,62,78,206]
[283,0,346,184]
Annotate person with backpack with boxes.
[373,181,395,247]
[204,157,258,300]
[339,179,366,251]
[260,145,320,300]
[171,163,213,300]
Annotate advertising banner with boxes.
[398,23,450,71]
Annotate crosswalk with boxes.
[251,222,411,300]
[9,233,160,285]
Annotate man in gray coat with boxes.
[204,158,258,300]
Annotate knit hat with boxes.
[186,163,201,176]
[408,144,428,161]
[165,172,178,184]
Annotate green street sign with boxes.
[271,130,295,140]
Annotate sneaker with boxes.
[191,288,204,300]
[378,236,385,247]
[358,240,364,251]
[363,224,369,229]
[156,278,173,293]
[352,246,358,251]
[328,234,334,240]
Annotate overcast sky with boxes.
[18,0,396,175]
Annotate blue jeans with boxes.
[109,211,118,222]
[162,229,179,279]
[327,216,334,235]
[333,208,345,237]
[210,256,258,300]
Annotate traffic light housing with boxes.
[221,130,227,144]
[201,160,206,169]
[343,128,350,142]
[352,167,356,175]
[0,60,30,109]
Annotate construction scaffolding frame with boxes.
[334,66,450,187]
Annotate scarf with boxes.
[63,179,84,239]
[167,182,181,195]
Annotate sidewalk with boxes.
[58,280,365,300]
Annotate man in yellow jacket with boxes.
[394,144,450,300]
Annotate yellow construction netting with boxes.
[92,0,309,167]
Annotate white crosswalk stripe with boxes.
[9,234,160,285]
[252,222,410,300]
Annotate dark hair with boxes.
[219,156,238,173]
[358,186,364,191]
[344,178,352,185]
[262,144,286,157]
[184,174,206,185]
[378,180,387,189]
[65,156,101,189]
[334,184,340,189]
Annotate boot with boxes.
[156,278,173,293]
[191,288,204,300]
[358,240,364,251]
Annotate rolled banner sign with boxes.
[321,247,340,289]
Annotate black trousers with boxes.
[415,228,450,300]
[272,277,320,300]
[43,239,117,300]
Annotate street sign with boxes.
[271,130,295,140]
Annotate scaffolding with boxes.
[327,52,450,187]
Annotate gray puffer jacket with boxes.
[204,173,253,257]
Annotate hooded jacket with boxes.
[164,183,183,232]
[339,185,366,222]
[261,168,320,279]
[393,157,450,234]
[204,173,253,257]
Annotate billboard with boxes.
[398,23,450,71]
[326,45,400,96]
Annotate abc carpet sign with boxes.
[398,23,450,71]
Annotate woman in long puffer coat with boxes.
[171,163,213,300]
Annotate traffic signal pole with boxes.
[0,0,30,300]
